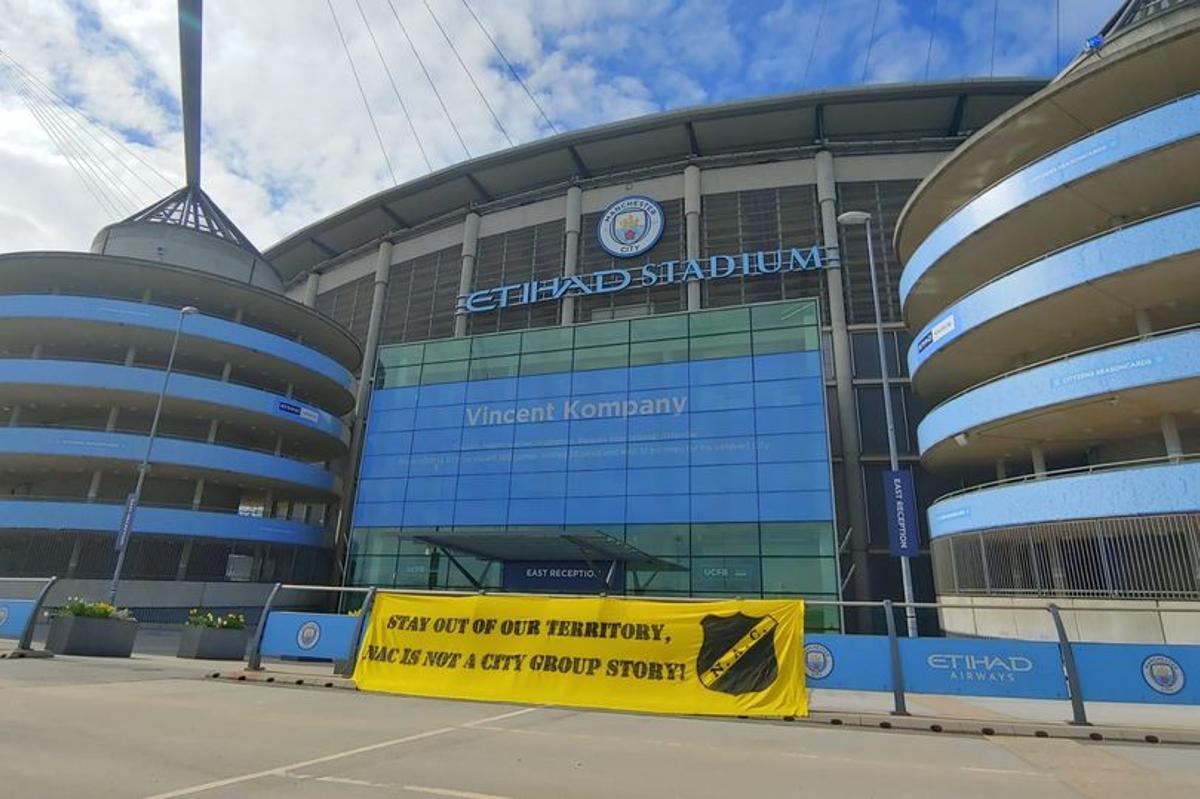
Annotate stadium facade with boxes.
[896,0,1200,638]
[267,79,1046,629]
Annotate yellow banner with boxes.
[353,593,806,718]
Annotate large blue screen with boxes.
[354,350,833,529]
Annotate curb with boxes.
[201,670,1200,746]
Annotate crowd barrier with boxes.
[804,600,1199,723]
[246,584,376,675]
[0,576,57,654]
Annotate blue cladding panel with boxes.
[1073,643,1200,705]
[355,350,833,529]
[0,599,36,639]
[899,637,1069,699]
[804,635,893,691]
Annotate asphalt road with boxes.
[2,654,1199,799]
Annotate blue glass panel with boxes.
[691,493,758,522]
[511,446,568,473]
[359,454,410,479]
[356,478,406,504]
[567,469,627,497]
[565,496,625,524]
[690,409,755,438]
[691,464,756,493]
[405,475,458,502]
[371,408,416,433]
[454,499,510,526]
[754,377,824,408]
[461,424,516,450]
[505,498,566,526]
[572,367,628,395]
[688,382,755,412]
[628,412,689,442]
[569,418,627,445]
[418,382,468,407]
[415,404,466,430]
[754,405,825,435]
[690,435,758,466]
[410,427,463,453]
[363,431,412,457]
[690,357,753,386]
[517,372,572,399]
[457,450,513,475]
[371,387,419,411]
[626,467,688,496]
[403,501,452,527]
[626,494,690,523]
[629,361,689,390]
[509,471,567,499]
[466,376,517,402]
[756,433,827,463]
[455,473,512,500]
[568,443,627,471]
[513,418,569,448]
[754,351,821,380]
[758,491,834,521]
[353,502,404,527]
[757,461,831,492]
[406,452,460,476]
[627,439,690,468]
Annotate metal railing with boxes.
[0,576,57,651]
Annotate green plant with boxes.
[185,609,247,630]
[57,597,136,622]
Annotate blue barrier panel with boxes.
[258,612,361,662]
[803,634,893,691]
[899,637,1069,699]
[0,599,37,639]
[1074,643,1200,705]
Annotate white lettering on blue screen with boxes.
[465,396,687,426]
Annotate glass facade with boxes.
[349,299,840,630]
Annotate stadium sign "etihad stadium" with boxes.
[462,245,827,314]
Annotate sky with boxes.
[0,0,1123,255]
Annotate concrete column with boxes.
[66,538,83,578]
[995,460,1007,481]
[303,271,321,308]
[1031,444,1047,477]
[1161,414,1183,462]
[30,343,43,359]
[334,239,394,576]
[816,149,871,607]
[684,164,702,311]
[560,186,583,326]
[175,540,193,580]
[7,406,19,427]
[454,212,481,338]
[87,406,122,500]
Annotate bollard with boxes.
[245,582,282,671]
[883,599,909,716]
[1046,603,1089,726]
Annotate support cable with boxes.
[19,77,152,212]
[460,0,558,135]
[990,0,1000,76]
[1055,0,1062,71]
[861,0,882,83]
[327,0,398,185]
[925,0,940,80]
[351,0,433,171]
[385,0,472,159]
[0,49,177,192]
[801,0,828,89]
[421,0,513,147]
[9,77,124,216]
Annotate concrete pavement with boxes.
[2,650,1200,799]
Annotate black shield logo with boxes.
[696,612,778,695]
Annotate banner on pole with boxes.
[883,469,921,557]
[353,593,806,718]
[115,492,138,552]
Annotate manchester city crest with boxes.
[696,612,779,695]
[1141,654,1185,695]
[597,196,664,258]
[296,620,322,651]
[804,643,834,680]
[0,605,9,629]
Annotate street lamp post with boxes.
[107,305,199,605]
[837,211,919,638]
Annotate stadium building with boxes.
[267,79,1046,629]
[896,0,1200,638]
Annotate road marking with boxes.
[404,786,515,799]
[141,706,539,799]
[960,766,1047,777]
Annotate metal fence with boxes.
[933,513,1200,600]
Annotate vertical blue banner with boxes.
[883,469,920,557]
[115,491,137,551]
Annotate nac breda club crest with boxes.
[597,196,664,258]
[696,612,780,695]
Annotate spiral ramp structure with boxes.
[0,201,360,605]
[896,0,1200,638]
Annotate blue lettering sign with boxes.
[502,561,625,592]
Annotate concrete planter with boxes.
[177,626,249,660]
[46,615,137,657]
